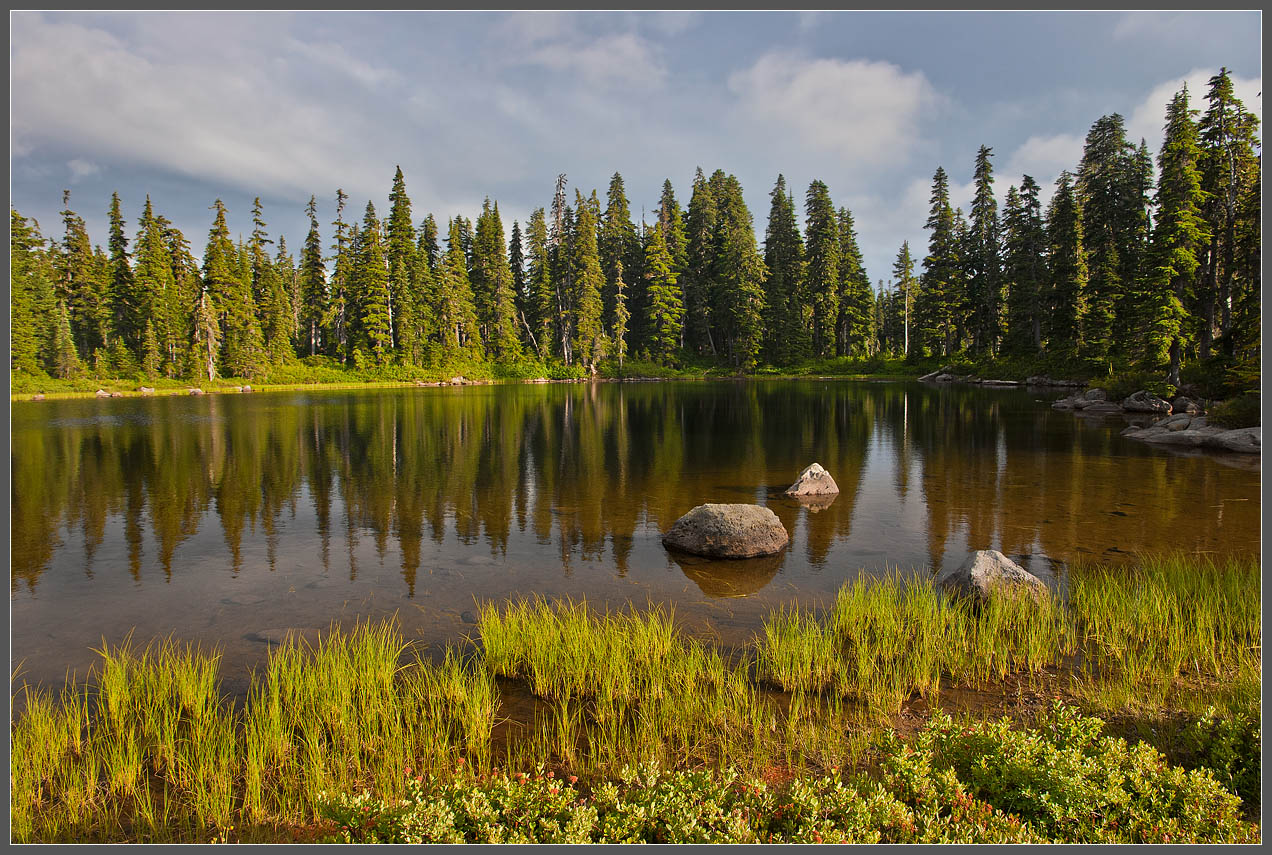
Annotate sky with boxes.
[9,10,1262,289]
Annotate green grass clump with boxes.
[1209,392,1261,428]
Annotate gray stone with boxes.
[1084,388,1108,402]
[30,393,44,401]
[785,463,840,497]
[662,503,789,559]
[1122,390,1173,414]
[189,388,205,396]
[1142,429,1210,447]
[95,389,110,398]
[937,550,1049,604]
[917,370,941,382]
[1160,413,1193,431]
[981,379,1021,387]
[1209,427,1261,454]
[935,373,954,383]
[1172,396,1203,414]
[138,386,155,395]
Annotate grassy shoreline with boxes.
[10,555,1260,843]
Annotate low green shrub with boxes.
[319,705,1256,844]
[1091,370,1175,402]
[1209,392,1261,428]
[1176,705,1261,808]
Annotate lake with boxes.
[10,379,1260,692]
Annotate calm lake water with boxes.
[10,380,1260,691]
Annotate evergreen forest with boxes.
[10,70,1260,390]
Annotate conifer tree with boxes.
[435,217,481,355]
[57,191,107,359]
[471,200,521,360]
[420,215,441,272]
[10,210,56,374]
[836,206,873,356]
[643,213,684,363]
[1198,67,1261,356]
[205,200,265,377]
[106,192,137,353]
[612,258,630,369]
[571,190,607,370]
[683,168,719,355]
[1045,172,1088,357]
[1141,85,1209,384]
[1001,177,1047,354]
[326,189,352,362]
[711,175,768,370]
[386,167,417,356]
[762,175,807,365]
[804,180,840,357]
[52,299,81,379]
[249,198,292,366]
[299,196,327,357]
[966,145,1003,353]
[355,201,393,364]
[133,196,178,374]
[916,168,960,356]
[892,242,918,356]
[509,219,527,339]
[141,320,160,379]
[600,172,639,330]
[525,208,553,360]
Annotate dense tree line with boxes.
[875,69,1260,381]
[10,70,1259,383]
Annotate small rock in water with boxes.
[95,389,110,398]
[252,628,303,645]
[460,610,478,625]
[785,462,840,497]
[31,393,45,401]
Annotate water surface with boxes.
[11,380,1259,690]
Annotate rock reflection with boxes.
[668,549,785,599]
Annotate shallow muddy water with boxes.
[10,380,1260,689]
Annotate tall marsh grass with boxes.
[10,554,1259,842]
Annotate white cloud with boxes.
[10,14,393,203]
[284,37,401,88]
[67,159,101,182]
[523,32,667,87]
[727,53,943,168]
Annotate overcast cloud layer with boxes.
[10,11,1262,288]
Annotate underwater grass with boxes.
[10,554,1260,842]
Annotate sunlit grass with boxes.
[9,554,1259,842]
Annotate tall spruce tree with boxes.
[762,175,807,366]
[966,146,1003,354]
[386,166,418,359]
[508,219,527,344]
[917,167,960,356]
[683,168,719,355]
[1141,85,1209,384]
[643,212,684,363]
[133,197,178,375]
[326,190,353,362]
[711,175,768,370]
[106,192,137,354]
[804,180,840,358]
[836,206,873,356]
[354,201,392,364]
[57,191,107,359]
[525,208,553,360]
[471,200,521,360]
[1045,172,1088,357]
[10,210,57,374]
[1001,177,1047,354]
[892,242,918,357]
[435,217,482,355]
[299,196,327,357]
[571,190,607,370]
[600,172,639,330]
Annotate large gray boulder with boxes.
[937,550,1048,604]
[1122,390,1173,414]
[1209,427,1261,454]
[662,503,789,559]
[1172,396,1204,414]
[785,463,840,497]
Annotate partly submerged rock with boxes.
[937,550,1048,604]
[1209,426,1260,454]
[1172,395,1204,415]
[662,503,789,559]
[95,389,110,398]
[785,463,840,498]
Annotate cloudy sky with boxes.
[10,10,1262,286]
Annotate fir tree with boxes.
[10,210,57,374]
[355,201,393,364]
[643,213,684,363]
[612,258,630,369]
[711,175,768,370]
[141,320,160,379]
[836,206,873,356]
[133,196,178,374]
[508,219,527,342]
[600,172,639,330]
[435,217,481,355]
[1045,172,1088,357]
[57,190,107,359]
[326,189,352,362]
[1141,85,1209,384]
[917,167,960,356]
[525,208,553,360]
[571,190,606,371]
[299,196,327,357]
[892,243,918,357]
[966,145,1002,354]
[386,166,417,356]
[52,299,81,379]
[106,192,137,353]
[1001,177,1047,354]
[683,168,719,356]
[762,175,807,366]
[471,200,521,360]
[804,180,840,358]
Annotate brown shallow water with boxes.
[10,379,1260,691]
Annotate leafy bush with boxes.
[1177,706,1261,807]
[319,705,1256,844]
[1091,370,1174,402]
[887,703,1256,844]
[1209,392,1261,428]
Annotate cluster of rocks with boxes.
[95,389,124,398]
[1053,388,1258,454]
[918,366,1086,388]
